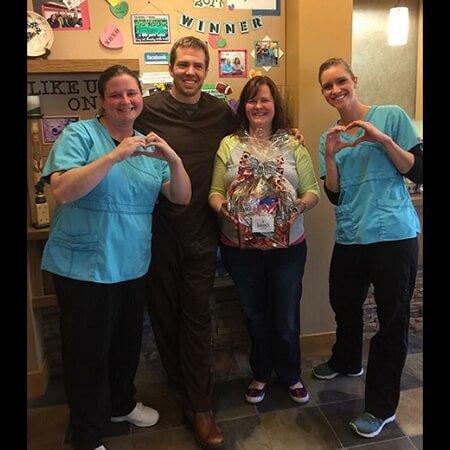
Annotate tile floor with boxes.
[28,333,423,450]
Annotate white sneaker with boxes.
[93,446,106,450]
[111,402,159,427]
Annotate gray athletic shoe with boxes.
[312,362,364,380]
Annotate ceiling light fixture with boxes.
[387,5,409,46]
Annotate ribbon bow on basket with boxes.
[227,149,297,250]
[236,152,283,180]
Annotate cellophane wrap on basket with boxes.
[227,131,297,250]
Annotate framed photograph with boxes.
[41,115,80,144]
[131,14,171,44]
[33,0,91,31]
[255,40,279,67]
[218,49,247,78]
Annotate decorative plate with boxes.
[27,11,54,58]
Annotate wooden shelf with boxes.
[27,58,140,74]
[27,225,50,241]
[33,294,57,309]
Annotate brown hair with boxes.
[97,65,141,98]
[97,65,141,116]
[170,36,210,70]
[318,57,355,84]
[234,76,290,135]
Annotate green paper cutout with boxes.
[110,1,129,19]
[217,38,227,48]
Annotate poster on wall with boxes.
[131,15,171,44]
[218,49,247,78]
[33,0,91,31]
[41,115,80,144]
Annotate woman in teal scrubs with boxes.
[312,58,422,439]
[40,65,191,450]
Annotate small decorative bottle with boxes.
[33,189,50,228]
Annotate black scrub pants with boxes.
[326,238,418,419]
[53,274,145,450]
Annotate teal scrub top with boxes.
[319,105,421,245]
[41,118,170,283]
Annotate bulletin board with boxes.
[27,0,286,104]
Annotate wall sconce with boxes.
[388,5,409,46]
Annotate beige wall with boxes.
[352,0,419,118]
[286,0,353,335]
[416,0,422,119]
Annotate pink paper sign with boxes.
[100,25,123,49]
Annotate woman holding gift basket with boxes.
[209,76,320,404]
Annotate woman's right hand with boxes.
[324,125,352,157]
[219,200,239,227]
[209,194,239,228]
[111,136,148,162]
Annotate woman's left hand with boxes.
[288,199,306,225]
[138,132,181,164]
[345,120,387,146]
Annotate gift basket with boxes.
[227,131,298,250]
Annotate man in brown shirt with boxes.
[134,36,235,449]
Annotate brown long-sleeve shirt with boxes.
[134,91,236,242]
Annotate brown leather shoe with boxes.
[184,410,225,449]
